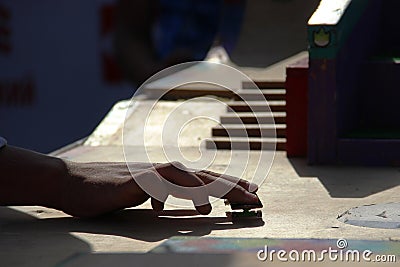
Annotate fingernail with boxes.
[197,204,212,215]
[151,198,165,212]
[246,192,259,203]
[249,183,258,193]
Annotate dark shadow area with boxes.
[288,158,400,198]
[0,207,264,267]
[31,209,264,242]
[231,0,320,67]
[0,207,91,267]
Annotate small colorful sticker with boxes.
[313,27,330,47]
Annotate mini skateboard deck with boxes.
[225,195,263,220]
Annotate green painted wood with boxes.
[308,0,371,59]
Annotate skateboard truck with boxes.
[225,195,263,220]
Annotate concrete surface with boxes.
[3,93,400,265]
[3,146,400,266]
[338,203,400,229]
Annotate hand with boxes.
[60,160,260,218]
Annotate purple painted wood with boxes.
[335,0,381,136]
[335,0,400,166]
[308,59,337,164]
[379,0,400,52]
[338,139,400,166]
[307,0,384,165]
[360,61,400,129]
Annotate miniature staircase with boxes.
[206,81,287,151]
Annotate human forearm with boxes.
[0,145,261,218]
[0,145,65,209]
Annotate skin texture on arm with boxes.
[0,145,260,218]
[0,145,65,209]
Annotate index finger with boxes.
[154,162,212,215]
[197,169,258,193]
[195,171,260,204]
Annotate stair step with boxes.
[212,124,286,138]
[151,87,286,101]
[227,101,286,112]
[152,88,233,100]
[206,137,286,151]
[234,89,286,101]
[220,112,286,124]
[242,81,285,89]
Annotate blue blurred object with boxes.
[152,0,245,61]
